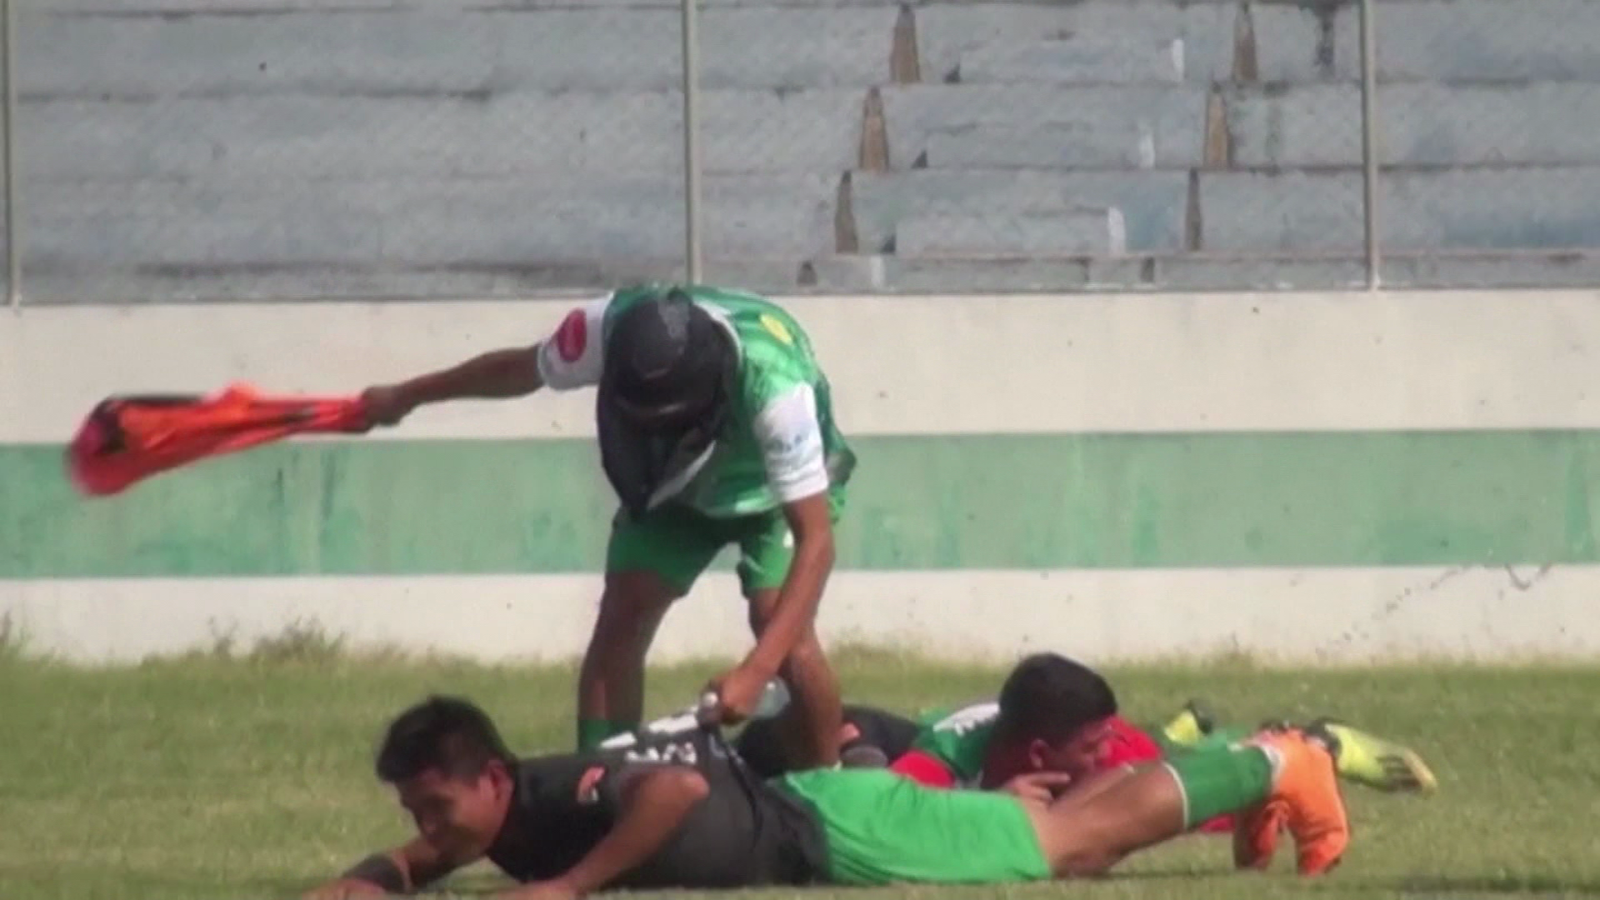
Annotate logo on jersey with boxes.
[554,309,588,363]
[759,314,794,346]
[625,739,699,766]
[932,702,999,736]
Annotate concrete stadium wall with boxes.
[18,1,1600,302]
[4,289,1600,664]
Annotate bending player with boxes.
[360,284,855,769]
[306,693,1349,900]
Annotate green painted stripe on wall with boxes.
[4,431,1596,578]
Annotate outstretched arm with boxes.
[367,345,545,421]
[305,836,462,898]
[363,295,613,426]
[500,766,709,899]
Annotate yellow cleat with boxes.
[1311,718,1437,794]
[1159,699,1215,749]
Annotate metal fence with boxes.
[2,0,1597,307]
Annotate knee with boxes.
[588,573,676,654]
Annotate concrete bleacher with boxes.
[13,0,1600,301]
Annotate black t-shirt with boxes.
[483,728,828,891]
[734,704,922,779]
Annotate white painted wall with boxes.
[5,566,1597,665]
[5,289,1600,444]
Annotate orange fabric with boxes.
[67,383,367,496]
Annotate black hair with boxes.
[994,653,1118,745]
[601,288,735,433]
[374,695,515,783]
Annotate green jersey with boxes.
[536,284,856,518]
[909,701,1000,787]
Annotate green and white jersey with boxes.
[536,284,856,518]
[910,700,1000,788]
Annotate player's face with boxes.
[395,764,510,859]
[1036,719,1115,779]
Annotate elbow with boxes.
[796,523,836,569]
[670,769,711,807]
[817,535,837,572]
[634,767,710,811]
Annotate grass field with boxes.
[3,633,1599,900]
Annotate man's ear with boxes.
[1026,738,1052,772]
[484,758,514,798]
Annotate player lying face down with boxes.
[736,652,1437,820]
[305,693,1351,900]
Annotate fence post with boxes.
[3,0,19,309]
[680,0,703,283]
[1358,0,1381,290]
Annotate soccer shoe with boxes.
[1159,699,1217,749]
[1234,724,1350,876]
[1309,717,1438,794]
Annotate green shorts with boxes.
[606,491,845,598]
[774,769,1051,886]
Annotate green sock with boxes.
[1163,744,1277,829]
[577,717,634,751]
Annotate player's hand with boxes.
[359,384,416,429]
[301,878,390,900]
[999,771,1076,807]
[703,662,772,725]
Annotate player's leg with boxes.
[775,727,1344,888]
[1028,725,1349,878]
[1156,700,1437,794]
[577,571,676,750]
[738,497,847,771]
[578,505,727,750]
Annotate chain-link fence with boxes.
[7,1,688,304]
[1,0,1596,305]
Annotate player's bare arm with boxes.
[363,345,545,425]
[499,766,710,900]
[717,492,836,719]
[307,836,461,899]
[701,372,846,773]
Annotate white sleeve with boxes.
[535,294,612,391]
[753,384,830,503]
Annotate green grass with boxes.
[2,640,1599,900]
